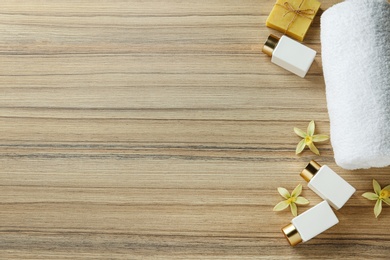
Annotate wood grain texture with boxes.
[0,0,389,259]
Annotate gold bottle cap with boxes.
[300,160,322,182]
[262,34,280,57]
[282,223,302,246]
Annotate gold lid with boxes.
[300,160,322,182]
[262,34,280,57]
[282,223,302,246]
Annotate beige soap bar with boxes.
[266,0,321,41]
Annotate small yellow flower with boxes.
[362,179,390,218]
[294,120,329,155]
[273,184,309,216]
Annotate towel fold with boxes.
[321,0,390,170]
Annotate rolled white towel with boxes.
[321,0,390,170]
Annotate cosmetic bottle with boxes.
[262,34,316,78]
[301,160,356,210]
[282,200,339,246]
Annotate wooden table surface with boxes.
[1,0,389,259]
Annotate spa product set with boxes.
[263,0,390,246]
[263,0,321,77]
[282,160,355,246]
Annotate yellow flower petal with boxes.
[362,192,379,200]
[383,198,390,206]
[294,127,307,138]
[277,187,290,199]
[307,120,315,136]
[308,142,320,155]
[296,139,306,154]
[291,184,302,197]
[382,184,390,191]
[290,203,297,216]
[273,200,290,211]
[295,196,309,205]
[374,199,382,218]
[373,179,381,195]
[312,134,329,142]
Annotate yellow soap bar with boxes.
[266,0,321,41]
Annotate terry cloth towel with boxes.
[321,0,390,170]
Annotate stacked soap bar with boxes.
[266,0,321,41]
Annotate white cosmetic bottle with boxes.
[301,160,356,210]
[262,34,316,78]
[282,200,339,246]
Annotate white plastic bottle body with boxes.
[292,201,339,242]
[308,165,356,210]
[271,35,316,78]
